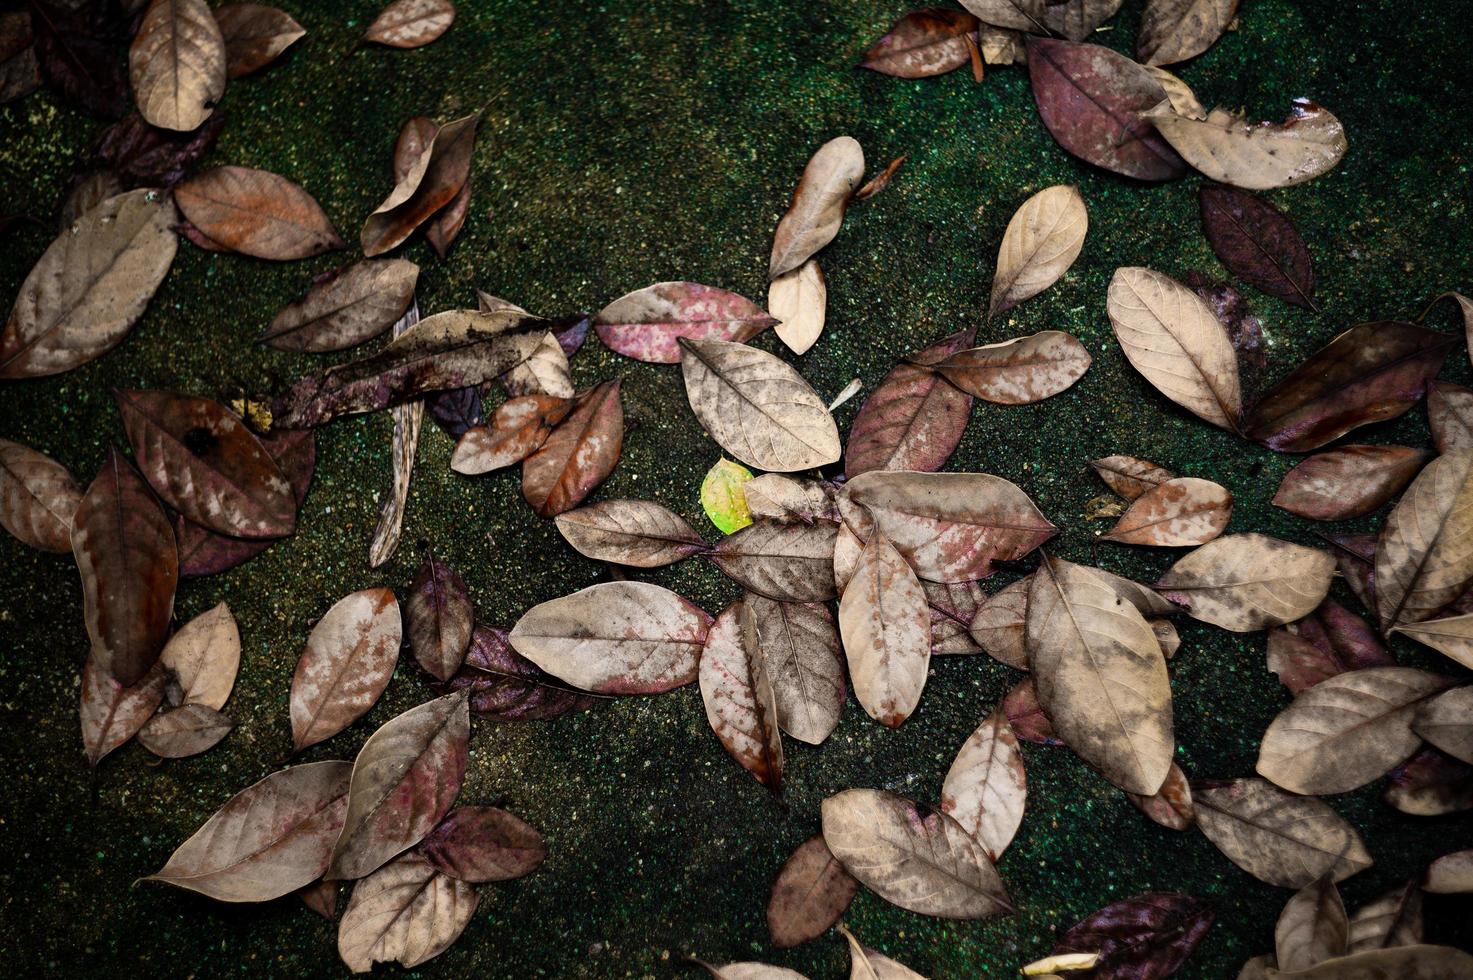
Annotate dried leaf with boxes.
[500,330,573,398]
[261,259,419,352]
[1004,676,1059,745]
[1192,778,1371,887]
[1347,881,1423,953]
[509,581,711,694]
[769,260,827,356]
[936,331,1091,404]
[450,393,571,475]
[844,330,976,477]
[337,853,476,973]
[969,576,1029,669]
[745,595,844,745]
[1107,267,1241,430]
[1272,446,1431,522]
[696,962,810,980]
[1243,322,1455,452]
[1424,850,1473,894]
[963,0,1122,40]
[1376,450,1473,630]
[744,474,837,524]
[300,879,340,919]
[175,166,343,259]
[329,692,470,881]
[92,112,225,189]
[1156,533,1334,631]
[0,436,80,552]
[418,806,546,882]
[990,185,1088,317]
[1322,531,1378,614]
[1,188,176,378]
[364,0,455,48]
[79,659,167,765]
[594,281,776,364]
[711,519,837,602]
[1266,619,1393,697]
[1052,892,1215,978]
[766,835,858,949]
[116,388,296,538]
[1148,100,1348,190]
[128,0,225,132]
[701,457,754,534]
[1145,64,1205,118]
[1267,946,1473,978]
[215,3,305,77]
[1383,748,1473,816]
[521,379,623,518]
[72,449,177,686]
[1198,184,1316,310]
[159,601,238,709]
[700,601,784,788]
[29,0,128,118]
[1392,615,1473,670]
[839,924,927,980]
[859,8,980,78]
[1126,761,1195,830]
[940,710,1027,860]
[290,588,402,751]
[1137,0,1239,65]
[138,702,233,757]
[841,470,1056,583]
[1414,686,1473,764]
[1274,877,1348,973]
[821,788,1010,919]
[406,555,472,682]
[925,579,987,655]
[436,624,600,721]
[361,112,478,256]
[1428,381,1473,454]
[426,386,482,438]
[555,499,707,568]
[769,136,864,279]
[839,531,931,728]
[1027,38,1185,181]
[147,760,352,900]
[1028,556,1174,794]
[1102,476,1231,547]
[59,170,121,225]
[1090,455,1174,501]
[425,177,470,257]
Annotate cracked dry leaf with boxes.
[1272,446,1431,522]
[1137,0,1240,66]
[769,259,826,355]
[1102,476,1231,547]
[766,835,857,949]
[1156,533,1334,631]
[158,601,239,710]
[1027,556,1174,795]
[337,852,476,973]
[844,330,976,477]
[1107,267,1241,430]
[699,600,784,789]
[594,281,776,363]
[821,788,1010,919]
[364,0,455,48]
[859,8,980,78]
[406,554,473,682]
[839,530,931,728]
[1376,449,1473,631]
[1147,99,1348,190]
[261,259,419,352]
[769,136,864,279]
[936,331,1091,405]
[711,518,837,602]
[175,166,343,259]
[745,595,844,745]
[290,588,402,752]
[555,499,708,568]
[939,709,1027,860]
[989,185,1088,317]
[679,337,840,472]
[0,436,81,552]
[129,0,225,132]
[509,581,711,694]
[1192,778,1371,888]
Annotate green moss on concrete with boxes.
[2,0,1471,975]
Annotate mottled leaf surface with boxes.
[291,588,402,750]
[1192,778,1371,887]
[594,281,776,363]
[175,166,343,260]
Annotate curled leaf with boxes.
[261,259,419,352]
[521,380,623,518]
[361,112,478,256]
[1147,100,1348,190]
[769,136,865,280]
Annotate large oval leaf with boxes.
[1028,556,1174,795]
[1156,533,1334,631]
[1102,476,1231,546]
[337,852,476,973]
[1192,778,1371,887]
[936,331,1091,404]
[699,601,784,789]
[1272,446,1431,522]
[940,709,1027,860]
[769,136,864,279]
[766,835,858,949]
[521,380,623,517]
[1107,266,1241,430]
[508,581,711,694]
[406,555,473,682]
[147,761,352,901]
[594,281,776,363]
[839,531,931,728]
[290,588,402,751]
[745,595,844,745]
[1148,100,1347,190]
[1051,892,1216,978]
[989,185,1088,317]
[1199,184,1316,309]
[175,166,343,259]
[820,788,1010,919]
[0,188,177,378]
[0,436,81,552]
[554,498,708,567]
[710,518,837,602]
[328,692,470,880]
[261,259,419,352]
[128,0,225,132]
[1376,450,1473,630]
[844,330,975,477]
[679,338,840,472]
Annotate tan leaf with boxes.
[1347,881,1423,954]
[1146,100,1348,190]
[1413,686,1473,763]
[766,835,857,949]
[555,499,708,567]
[1424,850,1473,894]
[770,259,827,355]
[363,0,455,48]
[743,474,838,524]
[968,575,1030,669]
[361,112,478,256]
[261,258,419,353]
[290,588,402,751]
[521,380,624,518]
[1107,267,1241,430]
[1125,761,1194,829]
[79,659,167,766]
[699,601,784,789]
[337,853,476,973]
[939,709,1027,860]
[1150,618,1181,659]
[175,166,343,260]
[839,531,931,728]
[0,436,81,552]
[501,331,573,398]
[367,301,423,568]
[1137,0,1239,66]
[1275,876,1348,972]
[839,923,928,979]
[1144,65,1207,118]
[159,601,239,710]
[129,0,226,132]
[990,185,1088,317]
[696,962,811,980]
[1102,476,1231,546]
[769,136,865,279]
[1027,556,1174,795]
[1262,946,1473,978]
[138,702,234,758]
[935,331,1091,404]
[1192,778,1371,888]
[746,595,845,745]
[1428,381,1473,453]
[711,519,838,602]
[679,337,841,472]
[450,393,571,475]
[215,3,306,78]
[1376,450,1473,630]
[1156,533,1335,631]
[1090,454,1175,501]
[821,788,1010,919]
[1391,615,1473,669]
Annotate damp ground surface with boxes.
[3,0,1473,976]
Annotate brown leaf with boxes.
[743,474,838,524]
[1266,611,1395,697]
[215,3,304,77]
[1275,875,1348,972]
[521,380,623,518]
[769,136,864,279]
[1137,0,1240,66]
[451,393,572,474]
[1391,614,1473,670]
[766,835,858,949]
[1156,533,1334,631]
[158,601,239,709]
[844,329,976,477]
[1414,686,1473,764]
[364,0,455,48]
[418,805,546,882]
[1323,531,1379,615]
[290,588,402,751]
[1428,381,1473,453]
[1272,446,1432,522]
[364,302,418,571]
[498,330,573,398]
[594,281,777,364]
[406,555,473,682]
[839,530,931,728]
[990,185,1088,317]
[0,436,81,552]
[329,691,470,881]
[1126,761,1195,830]
[1148,100,1348,190]
[337,853,476,972]
[1425,850,1473,894]
[1376,449,1473,630]
[924,579,988,655]
[968,575,1029,668]
[1198,183,1317,310]
[699,600,784,788]
[1,188,177,378]
[768,259,827,356]
[1383,748,1473,816]
[508,581,711,694]
[79,659,167,766]
[745,595,845,745]
[299,879,340,919]
[1102,476,1231,546]
[425,177,470,258]
[1090,454,1174,501]
[1192,778,1371,887]
[147,760,352,901]
[434,624,600,721]
[1347,880,1423,954]
[261,259,419,352]
[555,499,707,568]
[72,449,178,686]
[59,170,122,225]
[361,111,477,256]
[821,788,1010,919]
[138,702,233,757]
[940,709,1027,860]
[175,166,343,259]
[1003,676,1059,745]
[839,924,927,979]
[936,331,1091,404]
[128,0,225,132]
[711,519,837,602]
[859,8,980,78]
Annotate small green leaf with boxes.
[701,458,754,534]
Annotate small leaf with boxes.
[215,3,306,78]
[990,185,1088,317]
[299,879,340,919]
[940,709,1027,860]
[859,8,981,78]
[436,624,600,721]
[936,331,1092,404]
[138,702,234,758]
[711,519,837,602]
[500,330,573,398]
[844,330,976,477]
[1126,761,1196,830]
[769,136,865,280]
[79,659,168,766]
[556,499,708,567]
[1148,100,1348,190]
[418,806,546,882]
[1272,446,1431,522]
[745,595,845,745]
[336,853,476,973]
[1429,380,1473,454]
[1137,0,1240,65]
[700,457,754,534]
[1156,533,1334,631]
[175,166,343,259]
[1192,778,1371,887]
[406,555,473,682]
[261,259,419,352]
[158,601,239,710]
[925,579,988,655]
[594,281,776,364]
[450,393,571,475]
[1376,449,1473,630]
[766,835,858,949]
[699,600,784,788]
[839,530,931,728]
[364,0,455,48]
[769,259,827,356]
[361,112,478,256]
[290,588,402,751]
[1102,476,1230,547]
[1198,184,1316,309]
[1090,454,1174,501]
[0,436,81,552]
[1051,892,1215,978]
[1003,677,1060,745]
[521,379,623,518]
[128,0,226,132]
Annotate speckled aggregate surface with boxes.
[1,0,1471,976]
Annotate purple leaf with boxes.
[1199,184,1316,310]
[1052,892,1214,980]
[435,625,601,722]
[418,805,547,883]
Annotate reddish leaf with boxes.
[925,579,987,655]
[392,115,439,182]
[859,8,981,79]
[175,166,345,260]
[451,393,572,475]
[1272,445,1431,521]
[521,380,623,518]
[766,835,858,949]
[92,111,226,188]
[364,0,455,48]
[1268,599,1395,695]
[299,879,340,919]
[425,177,470,257]
[418,806,546,882]
[1051,892,1215,980]
[435,624,601,721]
[1243,321,1456,452]
[362,112,478,256]
[406,554,473,682]
[1027,38,1186,182]
[1003,677,1060,745]
[290,588,402,751]
[844,329,975,477]
[553,314,591,358]
[1198,184,1316,310]
[593,282,776,364]
[79,658,167,766]
[0,435,82,553]
[1322,532,1379,615]
[1384,748,1473,816]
